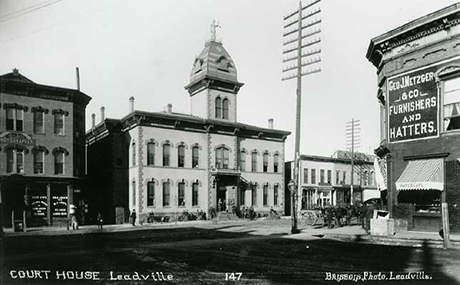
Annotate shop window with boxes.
[178,145,185,168]
[263,153,268,172]
[311,169,316,184]
[303,168,308,184]
[192,183,199,206]
[34,151,44,174]
[163,182,170,207]
[147,143,155,166]
[147,182,155,206]
[54,152,64,175]
[263,185,268,206]
[222,98,229,119]
[178,182,185,206]
[6,108,24,131]
[274,185,279,206]
[163,144,170,166]
[251,152,257,172]
[192,146,199,168]
[239,150,246,171]
[443,77,460,131]
[215,97,222,119]
[320,169,325,183]
[215,147,229,169]
[54,113,64,135]
[34,111,45,134]
[273,154,279,173]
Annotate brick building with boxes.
[0,69,91,227]
[86,31,290,223]
[284,151,379,215]
[366,3,460,232]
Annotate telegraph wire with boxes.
[0,0,63,24]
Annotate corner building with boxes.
[0,70,91,227]
[86,35,290,223]
[366,3,460,232]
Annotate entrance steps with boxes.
[218,212,239,221]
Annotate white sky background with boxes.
[0,0,458,160]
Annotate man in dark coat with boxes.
[325,205,334,229]
[131,209,137,226]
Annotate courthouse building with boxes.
[0,69,91,227]
[366,3,460,232]
[285,150,379,215]
[86,31,290,223]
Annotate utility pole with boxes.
[283,0,322,233]
[346,119,360,205]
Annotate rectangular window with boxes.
[6,150,14,173]
[178,146,185,167]
[192,183,199,206]
[443,77,460,131]
[163,144,170,166]
[223,149,229,169]
[263,154,268,172]
[303,168,308,184]
[178,183,185,206]
[16,150,24,174]
[343,171,347,184]
[54,113,64,135]
[132,181,136,206]
[147,143,155,166]
[240,152,246,171]
[34,151,44,174]
[192,147,199,168]
[55,152,64,174]
[163,182,170,207]
[216,148,223,169]
[336,171,340,184]
[16,109,23,132]
[34,111,45,134]
[147,182,155,206]
[239,189,245,206]
[6,108,23,131]
[274,154,279,173]
[327,170,332,184]
[311,169,316,184]
[320,169,325,183]
[274,185,279,206]
[251,152,257,172]
[263,185,268,206]
[6,108,14,130]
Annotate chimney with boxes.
[91,113,96,128]
[76,67,80,91]
[167,103,172,114]
[268,118,274,129]
[129,96,135,113]
[100,106,105,122]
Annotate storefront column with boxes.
[46,184,51,226]
[442,158,451,249]
[386,154,394,216]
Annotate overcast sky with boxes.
[1,0,458,160]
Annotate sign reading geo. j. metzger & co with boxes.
[387,65,438,143]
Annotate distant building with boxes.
[366,3,460,232]
[86,31,290,223]
[285,151,379,214]
[0,69,91,227]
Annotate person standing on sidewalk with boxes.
[131,209,137,226]
[97,212,103,229]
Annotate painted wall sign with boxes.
[52,196,68,217]
[387,65,438,143]
[0,132,36,145]
[31,195,48,217]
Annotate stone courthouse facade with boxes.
[86,31,290,223]
[366,3,460,232]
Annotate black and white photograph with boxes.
[1,0,460,284]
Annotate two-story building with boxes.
[0,69,91,227]
[86,30,290,223]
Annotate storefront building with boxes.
[0,69,91,227]
[284,151,379,214]
[86,31,290,223]
[366,3,460,232]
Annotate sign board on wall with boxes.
[387,65,438,143]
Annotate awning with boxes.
[396,158,444,191]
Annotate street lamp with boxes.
[288,179,300,234]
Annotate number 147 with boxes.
[225,272,242,281]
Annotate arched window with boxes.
[251,152,258,172]
[364,171,369,186]
[222,98,229,119]
[147,181,155,206]
[132,142,136,166]
[147,142,155,166]
[34,150,44,174]
[263,184,268,206]
[215,147,229,169]
[274,185,279,206]
[215,97,222,119]
[163,144,170,166]
[273,153,279,173]
[192,182,199,206]
[178,145,185,167]
[263,153,269,172]
[192,146,199,168]
[163,181,170,207]
[240,150,246,171]
[252,184,257,206]
[178,182,185,206]
[54,152,64,175]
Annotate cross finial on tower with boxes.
[210,20,221,41]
